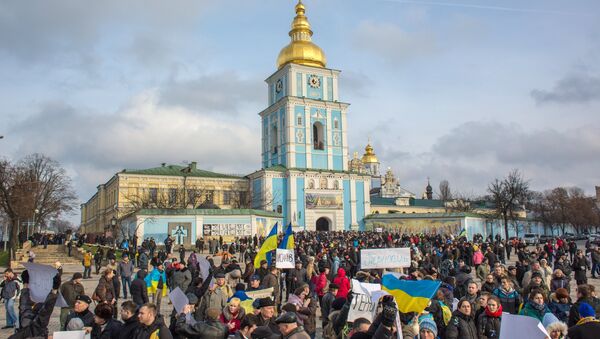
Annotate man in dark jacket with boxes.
[64,295,94,331]
[119,300,139,339]
[91,302,122,339]
[131,270,149,307]
[134,303,172,339]
[118,254,135,299]
[10,271,60,339]
[1,268,20,329]
[568,302,600,339]
[59,272,85,330]
[174,306,228,338]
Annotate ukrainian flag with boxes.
[381,274,441,314]
[254,222,278,268]
[279,223,294,249]
[458,228,467,239]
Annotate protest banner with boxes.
[351,279,381,295]
[53,330,88,339]
[348,292,377,322]
[198,256,211,281]
[275,248,295,269]
[245,287,274,300]
[168,287,189,314]
[22,262,58,303]
[499,313,549,339]
[360,248,411,269]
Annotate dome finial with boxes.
[276,0,326,69]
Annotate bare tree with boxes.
[567,188,599,234]
[0,154,77,259]
[487,169,531,239]
[438,180,452,201]
[52,219,77,233]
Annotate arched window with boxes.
[313,122,324,150]
[333,180,339,190]
[271,125,278,154]
[334,118,339,129]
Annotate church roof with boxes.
[121,164,242,179]
[370,196,445,207]
[136,208,282,218]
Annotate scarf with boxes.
[576,316,600,326]
[531,301,546,312]
[485,304,503,318]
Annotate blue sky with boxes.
[1,0,599,223]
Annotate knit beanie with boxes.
[542,313,559,328]
[579,302,595,318]
[419,315,438,337]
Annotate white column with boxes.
[363,179,371,216]
[350,179,357,225]
[288,70,294,97]
[286,104,296,167]
[304,106,312,168]
[333,77,339,101]
[341,110,349,170]
[301,73,307,97]
[326,108,333,170]
[288,175,296,225]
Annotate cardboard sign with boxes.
[360,248,411,269]
[168,287,189,314]
[245,287,274,300]
[22,262,58,303]
[499,313,549,339]
[53,331,88,339]
[275,248,295,269]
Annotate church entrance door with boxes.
[316,217,330,232]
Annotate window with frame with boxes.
[168,188,177,205]
[312,122,324,150]
[149,188,158,203]
[297,116,302,126]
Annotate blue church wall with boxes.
[296,73,303,97]
[252,178,263,209]
[272,178,288,225]
[295,148,307,168]
[327,77,333,100]
[343,180,351,230]
[355,181,365,231]
[143,217,197,245]
[311,154,327,169]
[306,75,323,100]
[296,177,305,227]
[333,155,343,170]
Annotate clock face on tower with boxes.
[275,79,283,93]
[308,75,321,88]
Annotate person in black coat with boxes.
[568,302,600,339]
[64,295,95,330]
[9,271,60,339]
[91,303,122,339]
[174,306,228,339]
[477,295,502,339]
[572,250,589,285]
[118,301,139,339]
[131,270,149,307]
[446,299,478,339]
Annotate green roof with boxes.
[369,196,446,208]
[410,198,445,208]
[137,208,282,218]
[121,164,242,179]
[365,212,485,220]
[263,165,370,176]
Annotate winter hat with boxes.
[579,302,595,318]
[555,288,569,300]
[419,316,438,337]
[531,272,543,280]
[186,293,199,305]
[542,313,560,328]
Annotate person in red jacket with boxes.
[314,267,330,304]
[332,268,350,298]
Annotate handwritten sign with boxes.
[348,292,377,322]
[275,249,295,269]
[245,287,274,300]
[360,248,411,269]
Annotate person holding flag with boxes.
[280,223,294,250]
[254,223,278,269]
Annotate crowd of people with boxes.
[2,230,600,338]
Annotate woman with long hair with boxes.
[477,295,502,339]
[446,299,478,339]
[520,290,552,322]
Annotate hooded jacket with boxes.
[445,310,478,339]
[332,268,350,298]
[131,270,149,306]
[175,314,228,339]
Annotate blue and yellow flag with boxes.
[254,222,278,268]
[279,223,294,249]
[458,228,467,239]
[381,274,441,314]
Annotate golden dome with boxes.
[361,143,379,164]
[276,1,327,69]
